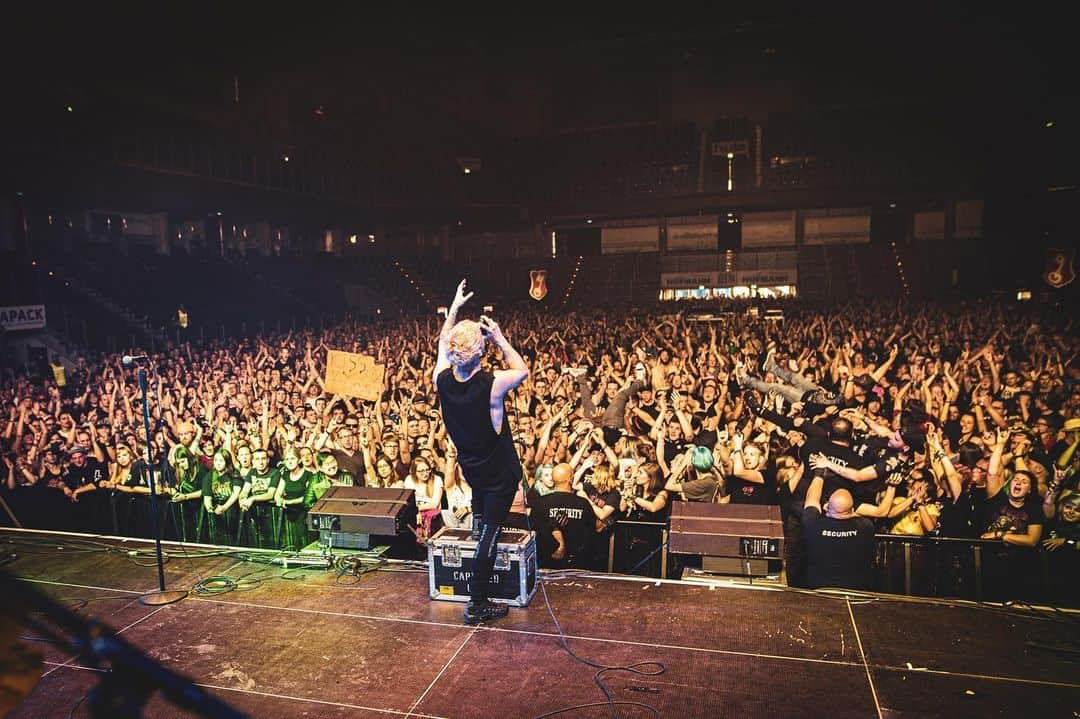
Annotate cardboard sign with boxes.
[325,350,385,401]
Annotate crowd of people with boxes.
[1,294,1077,600]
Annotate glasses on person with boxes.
[416,467,431,474]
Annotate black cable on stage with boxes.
[67,693,87,719]
[533,576,666,719]
[509,479,666,719]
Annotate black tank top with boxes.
[436,368,521,493]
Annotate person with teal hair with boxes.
[665,445,725,503]
[690,445,715,472]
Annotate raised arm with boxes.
[432,279,474,384]
[730,433,763,484]
[809,453,879,483]
[984,428,1008,499]
[480,315,529,398]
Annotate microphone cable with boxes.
[513,473,666,719]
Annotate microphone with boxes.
[122,354,151,366]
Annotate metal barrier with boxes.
[6,496,1075,608]
[605,520,668,577]
[873,533,1078,607]
[599,520,1077,608]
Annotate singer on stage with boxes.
[432,280,529,624]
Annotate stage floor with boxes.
[3,528,1078,719]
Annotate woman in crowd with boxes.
[274,446,313,550]
[404,456,443,543]
[200,449,241,545]
[169,446,203,542]
[366,452,401,489]
[299,445,318,474]
[105,443,136,534]
[578,462,621,569]
[886,470,942,536]
[440,442,473,530]
[617,462,669,574]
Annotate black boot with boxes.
[470,514,482,541]
[463,598,509,625]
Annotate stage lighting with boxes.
[349,235,358,244]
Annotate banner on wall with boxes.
[803,208,871,245]
[121,213,155,237]
[954,199,984,239]
[601,225,659,254]
[914,210,946,240]
[660,269,798,289]
[660,272,717,289]
[0,304,46,331]
[667,216,718,252]
[529,270,549,300]
[741,210,796,248]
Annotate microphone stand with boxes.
[135,362,188,606]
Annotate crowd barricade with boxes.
[603,519,669,577]
[596,518,1077,608]
[873,534,1079,608]
[4,493,1076,608]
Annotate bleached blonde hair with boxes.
[446,319,485,368]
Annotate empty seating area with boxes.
[527,124,698,203]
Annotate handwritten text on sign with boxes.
[324,350,385,401]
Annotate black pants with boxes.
[470,488,515,602]
[784,509,807,588]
